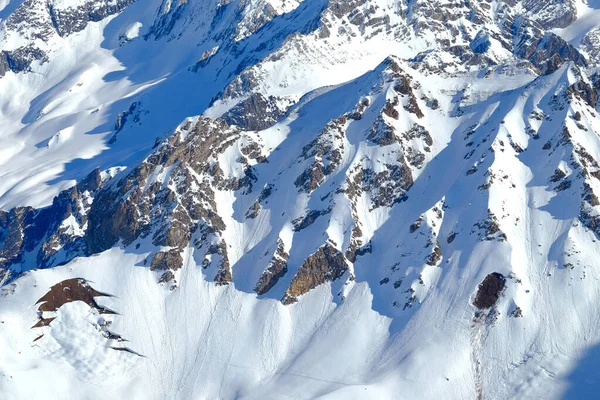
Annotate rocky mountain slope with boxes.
[2,0,600,399]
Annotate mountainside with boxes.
[2,0,600,399]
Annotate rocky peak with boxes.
[521,0,577,30]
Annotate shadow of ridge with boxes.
[351,82,526,333]
[560,342,600,399]
[587,0,600,10]
[99,0,329,85]
[28,0,329,200]
[227,70,383,298]
[225,59,532,328]
[44,136,155,186]
[0,0,26,22]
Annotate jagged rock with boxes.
[35,278,112,314]
[345,161,412,210]
[245,201,261,219]
[409,218,422,233]
[473,211,506,242]
[87,118,234,255]
[255,239,289,295]
[49,0,136,37]
[473,272,506,309]
[522,0,577,29]
[328,0,368,18]
[425,242,442,266]
[345,225,365,263]
[516,33,587,75]
[295,164,326,193]
[582,29,600,66]
[3,0,135,52]
[0,168,109,272]
[234,0,278,40]
[470,30,491,54]
[150,249,183,272]
[222,93,286,131]
[510,306,523,318]
[392,73,424,118]
[0,118,243,284]
[566,78,599,109]
[206,240,232,285]
[109,102,146,144]
[549,169,566,183]
[367,116,397,146]
[282,244,347,305]
[0,47,48,77]
[292,208,331,232]
[383,98,400,120]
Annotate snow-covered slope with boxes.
[2,0,600,399]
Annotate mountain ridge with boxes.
[2,0,600,398]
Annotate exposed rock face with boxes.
[5,0,135,39]
[522,0,577,29]
[0,0,134,77]
[424,241,442,266]
[0,118,243,285]
[281,244,347,305]
[582,29,600,66]
[35,278,112,313]
[0,168,108,275]
[524,34,587,75]
[345,161,413,211]
[297,116,347,190]
[255,239,289,295]
[0,47,48,77]
[234,0,278,41]
[1,43,599,319]
[86,118,238,284]
[0,0,592,85]
[0,59,424,295]
[6,0,600,395]
[473,273,506,309]
[292,208,331,232]
[48,0,136,37]
[566,77,599,109]
[151,249,183,272]
[222,93,286,131]
[109,102,147,144]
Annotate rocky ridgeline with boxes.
[0,57,440,304]
[2,0,600,306]
[0,0,595,80]
[0,0,134,76]
[0,118,243,285]
[0,168,109,284]
[86,117,247,286]
[281,244,348,305]
[208,0,595,117]
[561,74,600,243]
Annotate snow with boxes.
[3,0,600,398]
[552,0,600,45]
[0,60,596,398]
[0,248,395,399]
[59,214,85,236]
[123,21,143,41]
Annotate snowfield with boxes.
[1,249,399,399]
